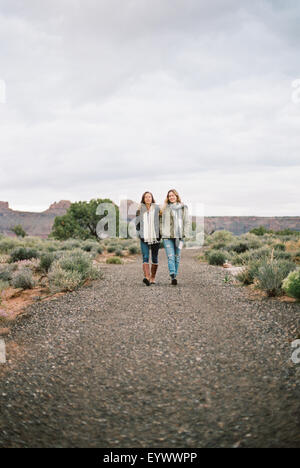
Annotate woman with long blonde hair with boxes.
[161,189,189,285]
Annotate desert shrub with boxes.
[281,236,293,244]
[21,236,43,248]
[0,254,10,264]
[197,254,206,262]
[60,243,72,251]
[0,238,20,253]
[39,253,55,273]
[54,249,93,276]
[232,247,272,265]
[48,265,83,292]
[235,259,266,285]
[211,242,227,250]
[256,260,296,297]
[61,239,83,250]
[118,239,134,249]
[15,259,40,272]
[85,266,102,280]
[250,226,270,236]
[227,242,250,254]
[273,243,286,251]
[273,251,292,261]
[293,250,300,259]
[82,243,95,252]
[107,245,117,253]
[102,238,111,246]
[115,249,124,257]
[247,239,263,250]
[45,245,58,252]
[128,245,138,254]
[106,257,123,264]
[50,250,65,261]
[236,267,253,285]
[107,239,119,245]
[97,246,103,254]
[10,247,39,263]
[12,268,36,290]
[262,237,277,246]
[238,234,262,248]
[208,250,227,266]
[0,265,15,282]
[205,230,235,245]
[81,240,100,253]
[282,269,300,299]
[48,249,101,292]
[277,231,300,239]
[0,279,10,298]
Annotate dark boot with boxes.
[170,273,177,285]
[150,264,158,284]
[143,263,150,286]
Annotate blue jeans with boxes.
[163,239,184,276]
[140,239,160,264]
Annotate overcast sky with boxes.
[0,0,299,216]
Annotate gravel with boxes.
[0,248,299,448]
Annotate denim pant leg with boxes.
[175,239,184,276]
[163,239,176,276]
[150,243,160,264]
[140,239,150,263]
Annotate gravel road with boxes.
[0,249,299,448]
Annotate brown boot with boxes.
[142,263,150,286]
[150,263,158,284]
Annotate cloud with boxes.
[0,0,299,215]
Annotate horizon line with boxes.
[5,205,300,218]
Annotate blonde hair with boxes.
[162,189,182,211]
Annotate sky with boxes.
[0,0,300,216]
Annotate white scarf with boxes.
[143,205,158,244]
[170,202,184,238]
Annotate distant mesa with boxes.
[0,200,72,215]
[0,200,72,238]
[0,201,11,213]
[42,200,72,215]
[0,199,299,238]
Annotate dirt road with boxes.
[0,249,299,447]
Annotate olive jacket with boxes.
[160,203,190,239]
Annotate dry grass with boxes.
[285,239,300,252]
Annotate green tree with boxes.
[11,224,27,238]
[250,226,272,236]
[49,198,119,241]
[275,228,300,236]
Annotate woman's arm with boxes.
[158,208,163,239]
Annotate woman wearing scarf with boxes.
[161,189,189,285]
[136,192,161,286]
